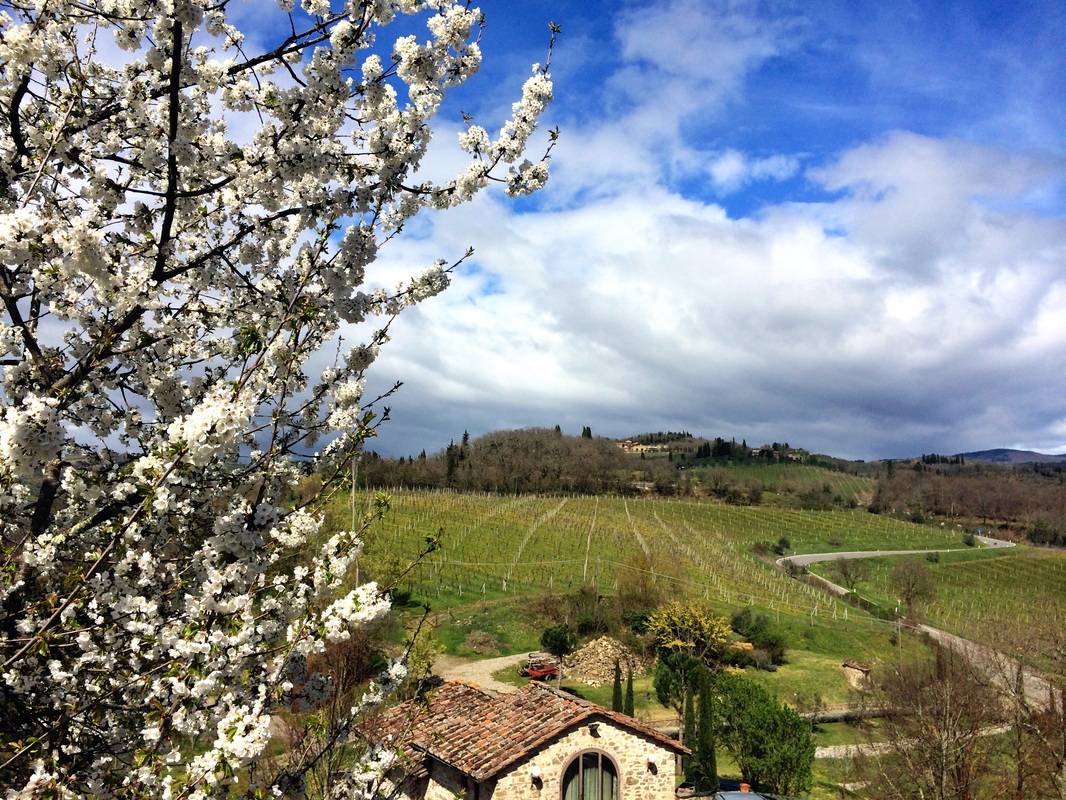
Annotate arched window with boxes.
[561,751,618,800]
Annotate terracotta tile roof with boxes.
[369,680,687,781]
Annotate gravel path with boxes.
[431,651,533,693]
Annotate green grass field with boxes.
[339,491,995,698]
[347,490,1065,665]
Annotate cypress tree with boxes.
[611,659,623,712]
[624,668,634,716]
[694,667,718,792]
[683,679,696,781]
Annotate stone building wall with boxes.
[490,717,678,800]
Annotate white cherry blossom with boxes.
[0,1,555,797]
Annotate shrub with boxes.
[782,559,807,577]
[621,608,653,634]
[730,608,788,666]
[576,613,607,636]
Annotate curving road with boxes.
[775,534,1055,708]
[775,535,1015,596]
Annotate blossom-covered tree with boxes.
[0,1,554,797]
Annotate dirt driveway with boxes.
[432,652,533,693]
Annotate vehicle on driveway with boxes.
[517,652,559,681]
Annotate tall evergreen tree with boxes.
[624,668,635,716]
[612,659,623,712]
[683,679,696,780]
[694,667,719,792]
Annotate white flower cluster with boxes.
[0,394,62,480]
[166,386,255,466]
[496,70,555,163]
[0,0,554,796]
[321,583,391,642]
[506,158,552,197]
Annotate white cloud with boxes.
[806,134,1066,322]
[351,2,1066,461]
[362,124,1066,459]
[614,0,788,92]
[707,149,800,193]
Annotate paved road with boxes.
[776,535,1056,709]
[775,535,1015,596]
[917,625,1052,709]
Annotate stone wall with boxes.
[490,716,678,800]
[424,760,472,800]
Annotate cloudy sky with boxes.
[348,0,1066,461]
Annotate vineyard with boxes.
[332,491,961,622]
[821,547,1066,645]
[691,464,877,502]
[326,490,1066,653]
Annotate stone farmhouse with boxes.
[370,680,688,800]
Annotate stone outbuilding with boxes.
[369,680,688,800]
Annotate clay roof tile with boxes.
[367,680,687,782]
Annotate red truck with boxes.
[518,652,559,681]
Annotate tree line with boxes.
[361,428,1066,548]
[361,427,633,494]
[871,459,1066,546]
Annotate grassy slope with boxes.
[808,545,1066,647]
[334,487,1063,798]
[349,491,958,695]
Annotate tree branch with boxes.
[152,18,184,284]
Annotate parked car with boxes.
[676,786,773,799]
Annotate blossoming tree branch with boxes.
[0,0,555,796]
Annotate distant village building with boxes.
[370,680,688,800]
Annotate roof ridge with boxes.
[517,681,689,755]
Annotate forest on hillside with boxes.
[872,459,1066,545]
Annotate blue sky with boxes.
[339,0,1066,460]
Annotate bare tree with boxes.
[891,558,937,617]
[832,557,870,592]
[857,645,1000,800]
[979,617,1066,799]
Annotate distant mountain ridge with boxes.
[957,448,1066,464]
